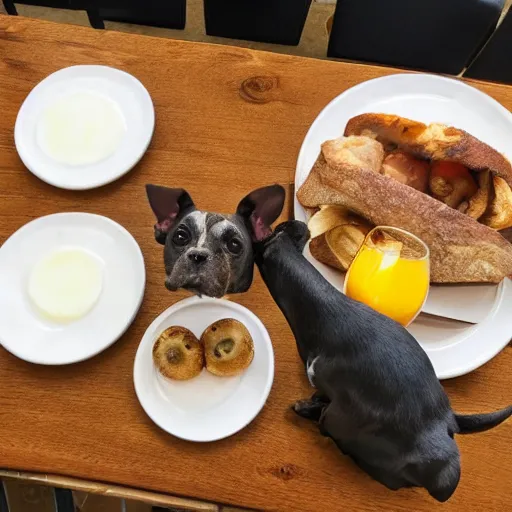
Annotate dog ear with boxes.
[236,185,285,241]
[146,185,196,244]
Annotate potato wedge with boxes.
[482,176,512,230]
[308,204,371,239]
[429,161,478,209]
[309,233,344,270]
[464,170,491,220]
[308,205,353,238]
[326,224,371,270]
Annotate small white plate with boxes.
[134,297,274,442]
[294,73,512,379]
[0,213,145,365]
[15,65,154,190]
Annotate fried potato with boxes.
[326,224,370,270]
[430,161,478,209]
[482,176,512,230]
[309,233,344,269]
[461,170,491,220]
[308,205,355,238]
[308,205,372,271]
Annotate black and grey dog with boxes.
[146,184,268,298]
[147,183,512,502]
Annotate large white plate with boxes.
[15,65,154,190]
[134,297,274,442]
[0,213,145,364]
[294,73,512,379]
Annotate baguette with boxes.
[346,113,512,231]
[297,124,512,283]
[345,114,512,186]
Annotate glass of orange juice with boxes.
[343,226,430,326]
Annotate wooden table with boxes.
[0,15,511,512]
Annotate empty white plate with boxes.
[0,213,145,364]
[134,297,274,442]
[15,65,154,190]
[294,73,512,379]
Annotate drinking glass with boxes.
[344,226,430,326]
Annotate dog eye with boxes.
[227,238,242,255]
[172,227,190,246]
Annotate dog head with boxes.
[146,184,285,297]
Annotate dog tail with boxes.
[455,405,512,434]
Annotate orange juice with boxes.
[344,241,429,326]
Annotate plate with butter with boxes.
[15,65,154,190]
[0,213,145,364]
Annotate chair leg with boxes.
[0,481,8,512]
[54,488,74,512]
[2,0,17,15]
[86,9,105,29]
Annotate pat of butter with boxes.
[28,248,103,323]
[36,91,126,166]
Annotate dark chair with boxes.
[2,0,105,28]
[70,0,187,30]
[54,488,75,512]
[204,0,312,46]
[0,482,8,512]
[2,0,70,14]
[327,0,505,75]
[3,0,69,10]
[2,0,186,30]
[465,8,512,83]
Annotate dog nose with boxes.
[188,250,208,265]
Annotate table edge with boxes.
[0,468,227,511]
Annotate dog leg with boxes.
[317,403,332,436]
[350,455,412,491]
[293,393,328,422]
[311,390,330,403]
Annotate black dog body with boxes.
[254,220,512,502]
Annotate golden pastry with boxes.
[201,319,254,377]
[153,326,204,380]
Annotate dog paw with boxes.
[292,399,325,421]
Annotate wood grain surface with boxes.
[0,15,511,512]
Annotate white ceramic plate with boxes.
[15,65,154,190]
[294,73,512,379]
[134,297,274,442]
[0,213,145,364]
